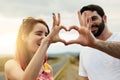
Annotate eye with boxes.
[35,31,48,37]
[35,31,43,36]
[91,16,98,21]
[45,33,48,36]
[36,33,42,36]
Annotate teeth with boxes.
[91,27,98,31]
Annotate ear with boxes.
[103,15,107,23]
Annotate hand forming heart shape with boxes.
[59,28,79,42]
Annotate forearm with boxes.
[92,39,120,59]
[23,38,50,80]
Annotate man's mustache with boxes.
[91,24,99,28]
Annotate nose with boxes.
[41,34,46,40]
[41,35,45,39]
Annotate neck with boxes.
[96,26,112,40]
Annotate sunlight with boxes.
[0,14,22,35]
[0,14,21,56]
[0,33,17,55]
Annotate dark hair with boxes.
[80,4,105,17]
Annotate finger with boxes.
[68,25,79,31]
[81,12,88,27]
[57,13,60,26]
[87,16,92,30]
[52,13,57,27]
[84,12,87,27]
[52,13,55,27]
[59,39,67,45]
[60,25,67,31]
[66,40,78,45]
[78,11,87,27]
[78,11,82,26]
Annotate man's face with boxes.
[83,11,105,37]
[91,19,105,37]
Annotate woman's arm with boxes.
[5,39,51,80]
[5,13,67,80]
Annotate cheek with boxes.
[33,37,39,43]
[27,36,38,48]
[31,35,39,42]
[29,35,44,47]
[27,38,39,53]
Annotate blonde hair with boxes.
[15,17,49,70]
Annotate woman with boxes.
[4,13,66,80]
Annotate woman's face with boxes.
[25,23,49,54]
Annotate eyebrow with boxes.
[92,15,98,18]
[91,16,98,20]
[35,31,48,35]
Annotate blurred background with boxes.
[0,0,120,80]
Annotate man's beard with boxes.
[92,20,105,37]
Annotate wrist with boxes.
[41,37,51,46]
[90,39,99,48]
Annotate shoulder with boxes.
[5,59,20,68]
[108,32,120,41]
[5,59,23,80]
[112,32,120,37]
[5,59,20,74]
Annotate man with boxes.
[66,4,120,80]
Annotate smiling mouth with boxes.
[92,30,97,34]
[91,26,98,34]
[91,26,98,31]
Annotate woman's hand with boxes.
[46,13,67,44]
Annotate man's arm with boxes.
[93,40,120,59]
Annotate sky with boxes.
[0,0,120,55]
